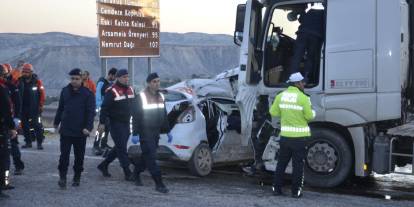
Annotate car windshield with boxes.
[162,90,188,102]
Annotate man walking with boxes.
[54,68,95,188]
[18,63,45,149]
[82,70,96,95]
[93,68,117,155]
[269,72,315,198]
[0,64,17,199]
[97,69,136,181]
[132,72,170,193]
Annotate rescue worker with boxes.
[288,5,325,83]
[54,68,95,188]
[10,60,24,84]
[97,69,136,181]
[0,64,17,199]
[132,72,170,194]
[243,95,271,175]
[3,64,24,176]
[18,63,46,149]
[0,64,24,191]
[269,72,315,198]
[93,68,117,155]
[82,70,96,95]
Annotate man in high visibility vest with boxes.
[269,72,315,198]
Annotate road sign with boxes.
[96,0,160,57]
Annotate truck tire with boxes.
[305,128,353,188]
[188,143,213,177]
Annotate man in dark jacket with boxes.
[132,72,170,193]
[0,64,17,199]
[97,69,136,182]
[93,67,117,155]
[18,64,46,149]
[54,68,95,188]
[289,5,325,83]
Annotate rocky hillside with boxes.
[0,32,240,96]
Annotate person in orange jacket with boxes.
[82,71,96,95]
[18,64,46,150]
[10,60,25,84]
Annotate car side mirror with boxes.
[234,4,246,46]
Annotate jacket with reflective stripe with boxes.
[269,86,315,137]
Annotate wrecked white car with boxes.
[128,70,254,176]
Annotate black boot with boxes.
[21,143,32,148]
[72,172,81,187]
[2,170,15,190]
[291,187,303,198]
[135,173,143,186]
[123,167,133,181]
[58,172,67,189]
[37,144,44,150]
[97,161,111,177]
[153,176,169,194]
[0,190,9,199]
[272,185,283,196]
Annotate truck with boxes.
[232,0,414,188]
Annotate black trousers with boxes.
[134,137,161,177]
[104,120,130,169]
[273,137,307,192]
[290,33,323,80]
[58,135,87,175]
[93,123,110,149]
[6,138,24,170]
[21,113,44,146]
[0,132,10,189]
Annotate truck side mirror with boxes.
[234,4,246,46]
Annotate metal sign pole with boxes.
[101,58,107,78]
[148,57,152,75]
[128,57,134,86]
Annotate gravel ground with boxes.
[1,135,413,207]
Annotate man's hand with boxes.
[9,130,17,139]
[97,124,105,134]
[82,129,90,136]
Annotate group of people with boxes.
[0,61,47,198]
[53,68,170,194]
[0,60,315,200]
[0,62,171,199]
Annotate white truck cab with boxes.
[233,0,413,187]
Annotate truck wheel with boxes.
[305,128,353,188]
[189,143,213,177]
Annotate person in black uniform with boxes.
[97,69,136,181]
[0,65,17,199]
[93,67,117,156]
[54,69,95,188]
[288,5,325,83]
[132,73,170,193]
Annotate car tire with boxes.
[304,128,353,188]
[189,143,213,177]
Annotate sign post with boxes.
[96,0,160,85]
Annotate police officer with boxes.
[269,72,315,198]
[18,64,46,149]
[97,69,136,181]
[93,67,117,155]
[54,69,95,188]
[0,65,17,199]
[132,72,170,194]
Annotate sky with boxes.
[0,0,247,37]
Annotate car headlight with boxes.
[177,106,196,123]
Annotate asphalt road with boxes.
[1,135,414,207]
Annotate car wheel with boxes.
[189,143,213,177]
[305,128,353,188]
